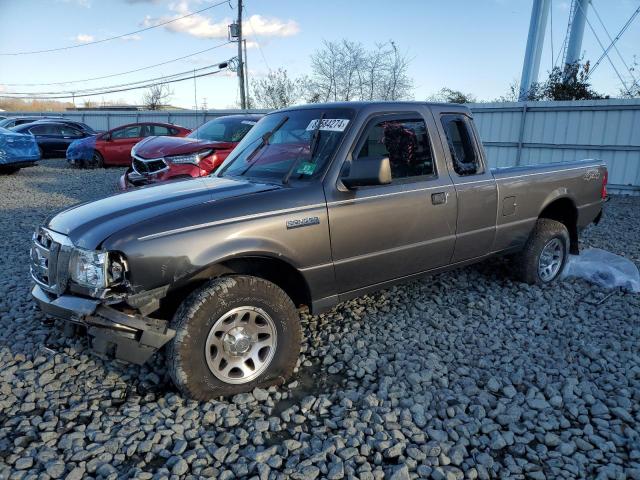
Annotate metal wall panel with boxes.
[469,99,640,194]
[5,100,639,193]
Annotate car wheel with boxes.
[167,275,301,400]
[88,151,104,169]
[515,218,570,285]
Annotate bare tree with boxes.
[428,88,477,104]
[308,39,414,102]
[251,68,304,109]
[142,83,174,110]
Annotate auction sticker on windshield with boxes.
[306,119,350,132]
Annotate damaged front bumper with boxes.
[31,284,175,364]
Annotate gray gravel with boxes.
[1,160,639,479]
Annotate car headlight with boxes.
[69,249,126,290]
[165,149,213,165]
[69,249,107,288]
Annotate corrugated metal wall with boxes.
[5,99,640,193]
[468,99,640,194]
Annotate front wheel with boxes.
[167,275,301,400]
[515,218,570,284]
[87,150,104,168]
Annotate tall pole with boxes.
[564,0,589,79]
[243,39,250,108]
[518,0,551,101]
[237,0,246,110]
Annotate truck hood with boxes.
[133,135,236,159]
[47,176,279,249]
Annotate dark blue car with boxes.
[0,127,41,174]
[12,120,94,159]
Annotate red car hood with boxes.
[133,135,237,159]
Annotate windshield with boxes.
[218,108,353,182]
[188,116,258,142]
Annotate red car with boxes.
[117,114,262,189]
[66,122,191,168]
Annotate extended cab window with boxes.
[441,115,482,176]
[354,117,435,180]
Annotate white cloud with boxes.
[142,3,299,40]
[121,34,143,41]
[75,34,95,43]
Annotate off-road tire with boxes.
[515,218,570,285]
[167,275,301,400]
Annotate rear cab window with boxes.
[440,114,483,176]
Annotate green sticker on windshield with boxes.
[296,162,316,175]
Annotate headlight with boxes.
[69,249,127,290]
[165,149,213,165]
[69,249,107,288]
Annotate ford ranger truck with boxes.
[31,102,607,400]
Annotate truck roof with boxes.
[276,101,471,114]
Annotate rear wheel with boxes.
[167,275,301,400]
[515,218,570,284]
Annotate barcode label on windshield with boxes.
[241,120,257,125]
[306,119,350,132]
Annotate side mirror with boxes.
[342,156,392,189]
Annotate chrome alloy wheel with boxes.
[204,306,277,384]
[538,237,565,282]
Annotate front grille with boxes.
[132,155,168,175]
[30,228,72,295]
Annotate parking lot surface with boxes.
[0,160,639,479]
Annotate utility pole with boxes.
[237,0,246,110]
[243,39,250,108]
[519,0,551,101]
[563,0,589,81]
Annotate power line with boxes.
[4,63,228,96]
[549,0,554,71]
[576,0,632,94]
[244,6,271,71]
[0,0,230,56]
[588,2,640,87]
[0,66,227,100]
[2,41,232,86]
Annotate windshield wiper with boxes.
[238,116,289,177]
[282,112,325,184]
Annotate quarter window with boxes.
[354,117,435,180]
[441,115,482,176]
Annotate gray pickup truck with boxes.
[31,102,607,399]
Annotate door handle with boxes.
[431,192,447,205]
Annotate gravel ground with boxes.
[0,159,639,480]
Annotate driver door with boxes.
[108,125,142,165]
[326,110,457,294]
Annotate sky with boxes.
[0,0,639,109]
